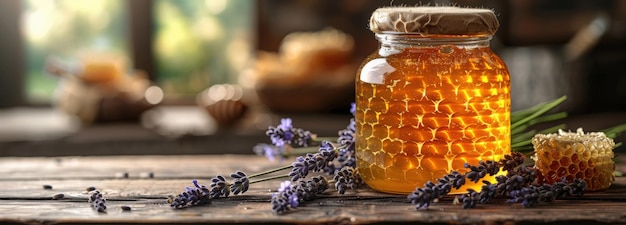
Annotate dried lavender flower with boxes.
[544,177,588,200]
[289,154,313,181]
[209,175,230,198]
[410,153,540,210]
[349,102,356,116]
[288,141,338,181]
[464,160,500,183]
[230,171,250,195]
[333,167,363,195]
[253,143,284,162]
[478,181,498,204]
[271,176,329,214]
[457,189,480,209]
[89,190,106,212]
[271,181,299,214]
[266,118,293,148]
[292,128,313,147]
[439,171,466,189]
[407,181,439,209]
[169,180,211,209]
[337,118,356,169]
[501,152,526,172]
[266,118,313,148]
[317,141,339,173]
[455,154,587,209]
[507,185,541,207]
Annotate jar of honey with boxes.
[355,6,511,194]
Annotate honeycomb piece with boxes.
[532,128,615,191]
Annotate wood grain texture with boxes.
[0,155,625,225]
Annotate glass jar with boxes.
[355,7,511,194]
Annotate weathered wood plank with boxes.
[0,155,282,180]
[0,155,625,224]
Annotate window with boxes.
[22,0,129,103]
[20,0,254,103]
[154,0,253,98]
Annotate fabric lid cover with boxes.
[369,6,499,35]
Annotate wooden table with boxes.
[1,154,625,225]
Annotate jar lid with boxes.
[369,6,499,35]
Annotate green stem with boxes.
[602,123,626,139]
[511,146,533,154]
[538,124,566,134]
[511,96,567,130]
[511,124,566,150]
[287,147,320,156]
[511,96,566,122]
[511,139,531,148]
[285,143,348,157]
[247,141,349,180]
[248,165,293,179]
[531,112,568,124]
[250,174,291,184]
[250,174,338,186]
[313,136,338,142]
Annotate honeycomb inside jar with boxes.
[355,44,511,194]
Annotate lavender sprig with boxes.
[230,171,250,195]
[168,156,294,209]
[271,175,329,214]
[337,118,356,169]
[288,141,338,182]
[253,143,285,162]
[451,153,588,209]
[464,160,500,183]
[507,177,587,207]
[171,104,356,210]
[333,167,363,195]
[408,152,526,209]
[266,118,313,148]
[209,175,230,198]
[169,180,211,208]
[457,189,480,209]
[507,185,541,207]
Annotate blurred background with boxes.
[0,0,624,156]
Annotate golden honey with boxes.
[356,6,511,194]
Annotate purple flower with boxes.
[287,193,299,208]
[278,181,291,192]
[271,176,329,214]
[278,118,293,131]
[333,167,363,195]
[230,171,249,195]
[288,141,338,181]
[169,180,211,208]
[337,118,356,169]
[253,143,284,162]
[266,118,312,148]
[350,102,356,116]
[209,175,230,198]
[508,186,540,207]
